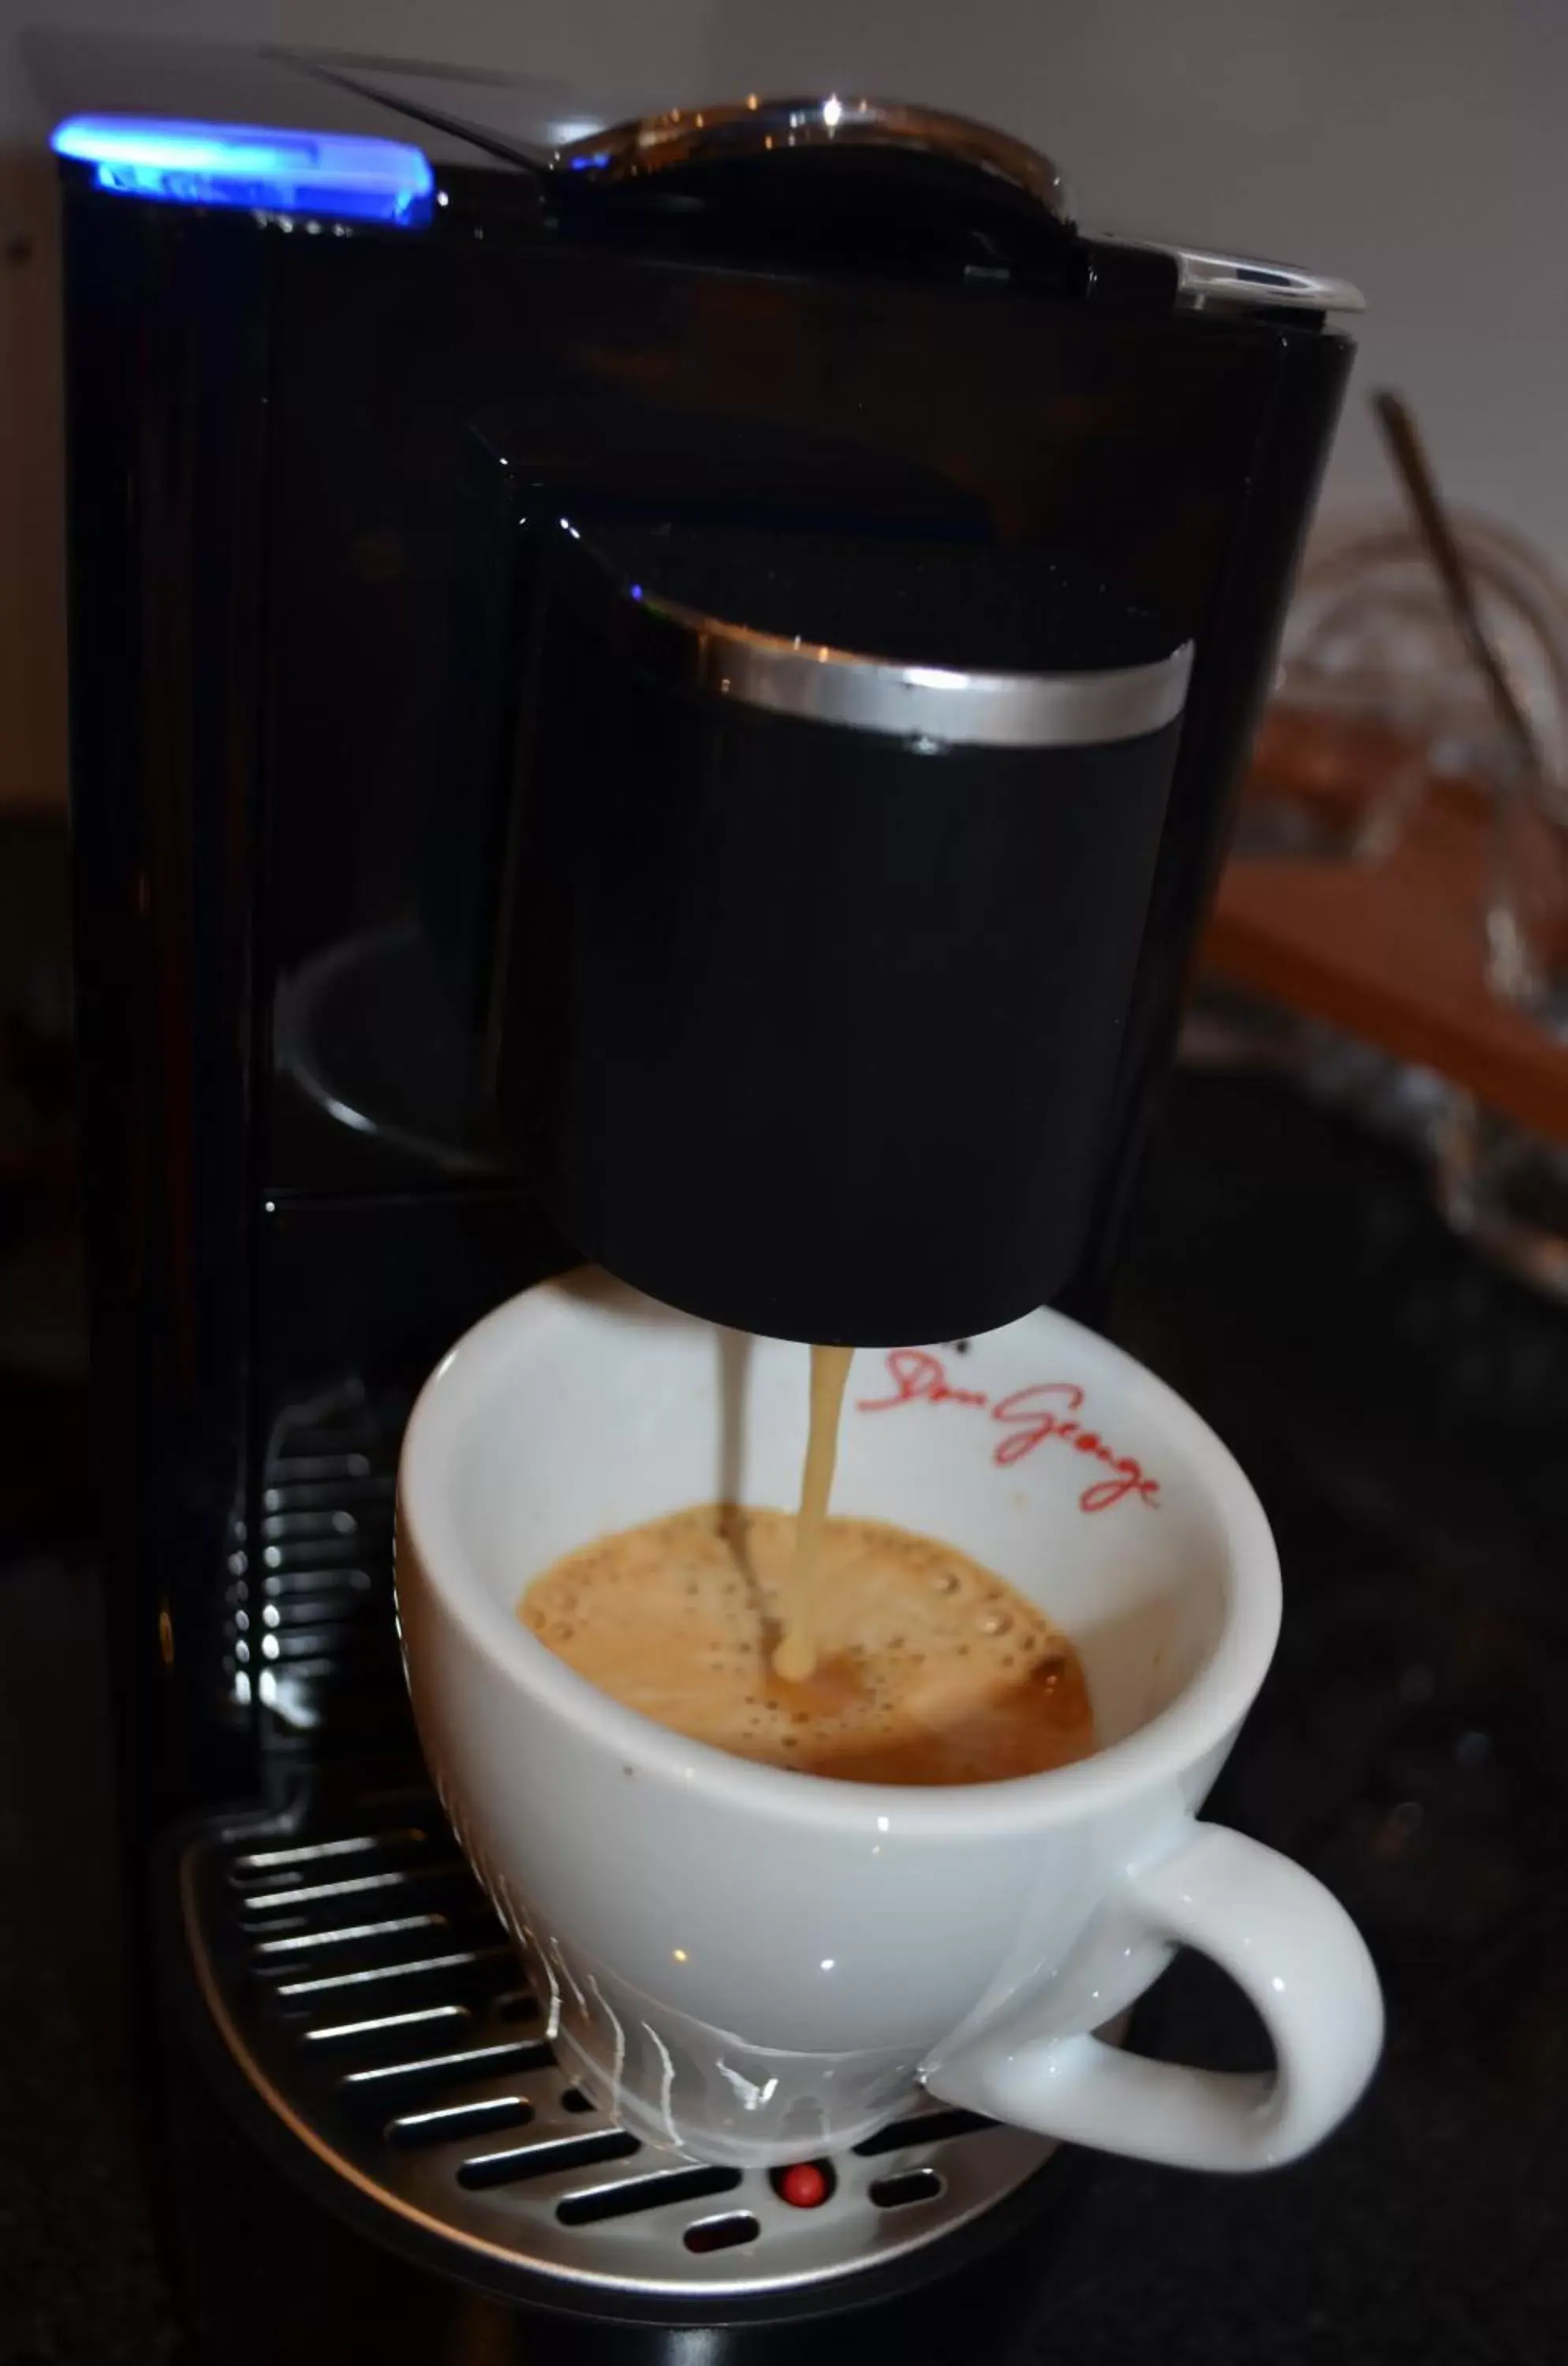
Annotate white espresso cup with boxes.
[396,1271,1382,2174]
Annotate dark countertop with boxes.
[1054,1073,1568,2365]
[3,1066,1567,2363]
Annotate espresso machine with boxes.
[41,33,1358,2360]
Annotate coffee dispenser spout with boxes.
[496,521,1192,1346]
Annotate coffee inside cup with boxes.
[520,1501,1096,1786]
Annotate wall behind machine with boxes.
[2,0,1563,808]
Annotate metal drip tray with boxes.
[177,1796,1062,2309]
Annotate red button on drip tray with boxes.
[776,2162,830,2209]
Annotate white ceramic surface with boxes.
[395,1271,1382,2172]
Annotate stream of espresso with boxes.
[521,1334,1099,1784]
[772,1343,854,1682]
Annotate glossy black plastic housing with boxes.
[57,41,1353,1816]
[54,34,1356,2352]
[501,529,1187,1343]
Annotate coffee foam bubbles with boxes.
[521,1506,1095,1788]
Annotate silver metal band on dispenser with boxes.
[614,582,1194,748]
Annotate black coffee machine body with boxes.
[46,35,1356,2361]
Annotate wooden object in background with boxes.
[1205,775,1568,1151]
[0,151,67,814]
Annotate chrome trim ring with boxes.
[1172,243,1365,315]
[552,96,1070,222]
[612,582,1193,748]
[1088,230,1364,316]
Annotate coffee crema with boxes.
[520,1505,1096,1786]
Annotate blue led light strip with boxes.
[50,114,435,228]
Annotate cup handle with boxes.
[925,1823,1383,2172]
